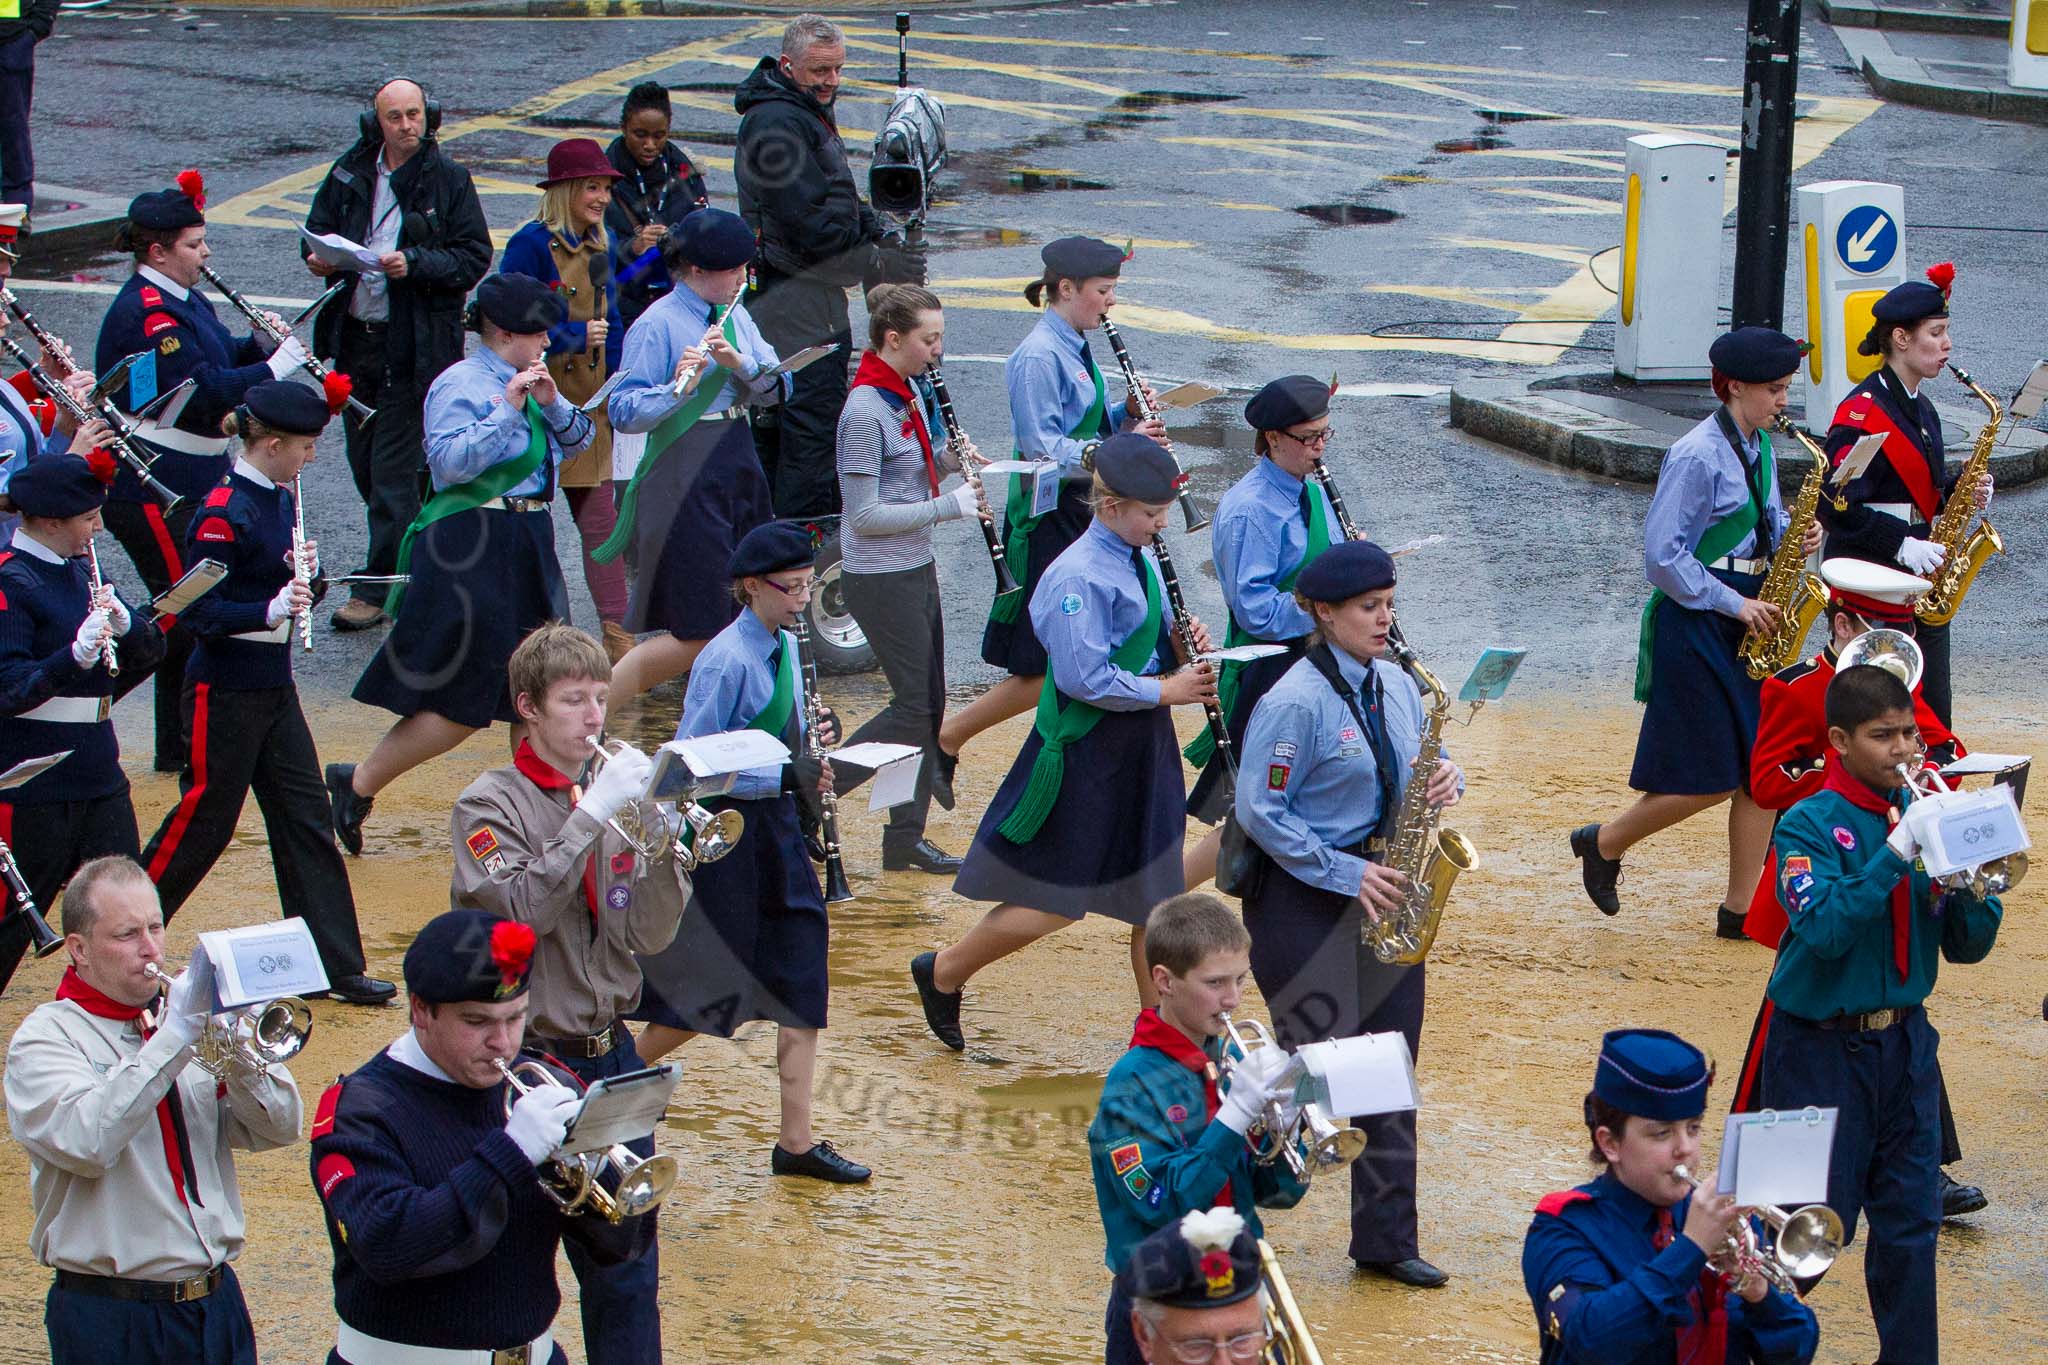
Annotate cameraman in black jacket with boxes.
[301,78,491,631]
[735,14,927,519]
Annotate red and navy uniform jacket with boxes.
[0,547,165,804]
[180,472,321,691]
[1741,646,1959,947]
[1815,368,1955,568]
[308,1049,649,1351]
[1521,1172,1818,1364]
[92,273,263,504]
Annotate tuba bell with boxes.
[1836,628,1924,691]
[497,1057,678,1223]
[144,962,312,1079]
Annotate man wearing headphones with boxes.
[301,77,491,633]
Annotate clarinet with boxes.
[1309,456,1408,653]
[1,285,79,375]
[1098,317,1208,533]
[0,835,63,960]
[292,476,314,653]
[1150,533,1234,781]
[0,333,184,510]
[924,364,1022,604]
[790,618,854,903]
[197,265,375,421]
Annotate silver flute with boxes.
[85,542,119,676]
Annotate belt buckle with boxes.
[172,1270,210,1302]
[492,1346,532,1365]
[96,699,112,723]
[1871,1008,1898,1031]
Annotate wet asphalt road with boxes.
[13,0,2048,714]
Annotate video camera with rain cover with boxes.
[867,13,945,285]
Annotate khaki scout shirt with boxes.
[450,762,690,1039]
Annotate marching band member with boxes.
[1117,1209,1273,1365]
[1571,327,1818,938]
[1521,1029,1818,1364]
[628,521,871,1183]
[5,857,302,1365]
[1732,561,1987,1223]
[914,434,1213,1050]
[1088,893,1303,1365]
[1,198,99,514]
[449,623,689,1363]
[835,282,988,872]
[603,207,785,705]
[1233,539,1459,1289]
[1752,663,2000,1362]
[0,451,163,994]
[138,379,392,1006]
[309,908,653,1365]
[328,273,592,855]
[1183,375,1344,886]
[96,172,299,773]
[1818,264,1977,729]
[936,236,1164,786]
[604,81,709,367]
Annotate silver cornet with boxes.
[1895,755,2028,897]
[580,735,742,871]
[144,962,312,1080]
[496,1058,677,1223]
[1216,1012,1366,1182]
[1673,1164,1842,1295]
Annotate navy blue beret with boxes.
[727,520,815,578]
[1041,235,1126,280]
[670,207,756,271]
[1871,280,1948,327]
[1296,539,1395,603]
[126,188,205,233]
[1091,432,1182,503]
[403,909,535,1005]
[8,451,113,518]
[241,379,331,437]
[474,273,566,335]
[1245,374,1332,433]
[1707,327,1805,383]
[1116,1214,1262,1309]
[1594,1028,1711,1121]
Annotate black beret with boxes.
[670,207,756,271]
[8,450,115,519]
[1296,539,1396,603]
[241,379,332,437]
[1041,235,1127,280]
[1871,280,1948,327]
[727,520,815,578]
[126,188,205,233]
[1707,327,1805,383]
[1245,374,1333,433]
[1593,1028,1711,1121]
[403,909,535,1005]
[1115,1211,1263,1310]
[474,273,567,335]
[1091,432,1182,503]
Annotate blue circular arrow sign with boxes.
[1835,205,1898,276]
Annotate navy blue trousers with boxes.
[47,1264,255,1365]
[0,32,32,209]
[1244,868,1425,1264]
[552,1034,664,1365]
[1761,1007,1940,1364]
[1104,1276,1143,1365]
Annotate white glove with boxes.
[1215,1050,1287,1136]
[265,580,298,628]
[1896,537,1947,575]
[158,967,209,1046]
[104,591,131,635]
[941,483,979,521]
[1890,794,1947,860]
[1884,814,1920,861]
[504,1081,581,1165]
[70,608,111,667]
[579,743,654,824]
[264,334,310,380]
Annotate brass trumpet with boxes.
[1672,1164,1842,1295]
[496,1058,677,1223]
[579,736,743,871]
[1216,1013,1366,1182]
[144,962,313,1079]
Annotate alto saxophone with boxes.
[1366,640,1478,965]
[1915,364,2004,627]
[1737,418,1837,680]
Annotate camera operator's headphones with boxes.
[360,77,443,143]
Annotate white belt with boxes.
[116,412,230,459]
[20,695,109,724]
[1868,502,1928,529]
[697,405,745,423]
[1707,555,1766,574]
[336,1321,553,1365]
[476,496,552,513]
[230,621,291,644]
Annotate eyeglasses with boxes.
[1281,426,1335,448]
[765,576,817,599]
[1161,1329,1269,1363]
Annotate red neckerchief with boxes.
[56,967,199,1207]
[1822,763,1913,982]
[851,349,940,495]
[1832,389,1940,521]
[1129,1008,1234,1208]
[1656,1206,1730,1363]
[514,739,599,924]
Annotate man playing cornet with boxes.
[3,855,301,1365]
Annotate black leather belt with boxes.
[1799,1004,1918,1033]
[56,1265,224,1302]
[528,1019,626,1060]
[344,317,389,335]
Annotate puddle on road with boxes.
[999,169,1112,193]
[1293,202,1402,226]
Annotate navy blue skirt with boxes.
[629,794,829,1034]
[353,507,568,729]
[953,704,1186,924]
[1185,640,1304,823]
[1630,568,1764,795]
[623,416,774,639]
[979,481,1092,677]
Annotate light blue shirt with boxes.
[423,348,594,498]
[1005,310,1126,473]
[1029,519,1171,710]
[1236,649,1432,896]
[1643,412,1791,617]
[609,286,786,433]
[1211,457,1338,643]
[0,384,72,501]
[677,608,805,801]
